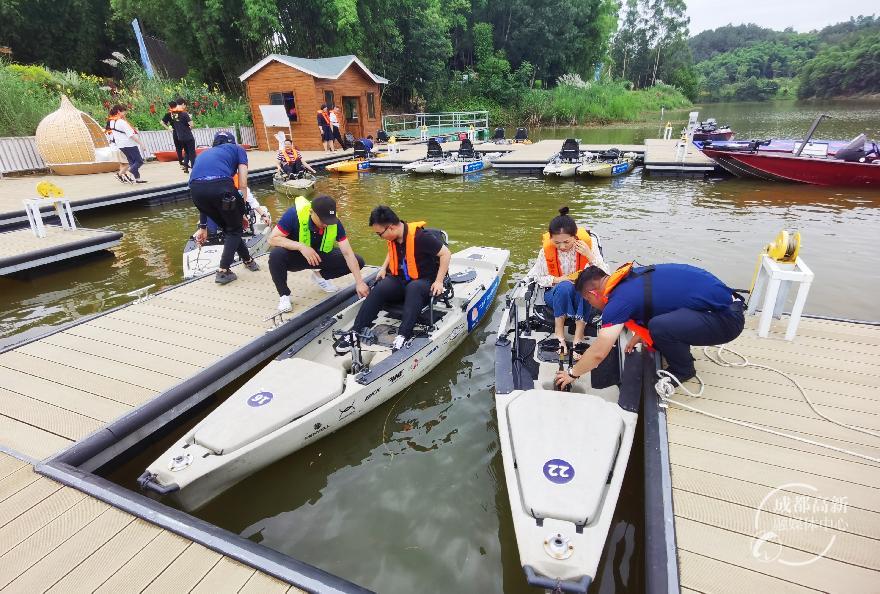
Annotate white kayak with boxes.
[494,276,640,592]
[273,172,316,196]
[542,152,595,178]
[141,244,510,510]
[403,139,448,173]
[182,219,271,279]
[431,152,501,175]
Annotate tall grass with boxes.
[0,66,55,136]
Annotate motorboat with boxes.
[326,140,384,174]
[702,118,880,187]
[402,139,448,173]
[577,149,637,177]
[272,172,316,197]
[691,118,734,142]
[543,139,592,177]
[182,195,271,279]
[494,273,641,592]
[141,243,510,510]
[430,139,500,175]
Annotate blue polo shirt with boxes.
[276,207,347,249]
[602,264,734,327]
[189,143,248,181]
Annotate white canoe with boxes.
[494,278,640,592]
[182,222,271,279]
[141,245,510,510]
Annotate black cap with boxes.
[212,130,235,146]
[311,195,339,225]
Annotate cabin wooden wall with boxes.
[245,59,383,151]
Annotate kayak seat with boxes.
[559,138,580,161]
[506,389,626,527]
[493,127,505,141]
[193,358,345,455]
[353,140,368,158]
[427,139,443,159]
[514,127,528,142]
[458,139,475,159]
[379,274,454,326]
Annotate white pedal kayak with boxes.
[431,154,496,175]
[141,244,510,510]
[182,223,271,279]
[494,277,640,592]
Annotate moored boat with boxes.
[402,138,448,173]
[576,149,637,177]
[494,269,644,592]
[141,243,510,510]
[326,139,384,174]
[430,139,499,175]
[691,118,734,142]
[543,139,591,177]
[272,171,316,196]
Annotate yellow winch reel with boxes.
[749,230,802,294]
[36,181,64,198]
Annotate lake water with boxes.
[3,100,880,593]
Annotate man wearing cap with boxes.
[189,130,260,284]
[268,194,369,312]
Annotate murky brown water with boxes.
[4,100,880,593]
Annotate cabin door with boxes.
[342,96,363,139]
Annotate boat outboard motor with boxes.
[514,127,528,142]
[377,129,389,142]
[835,133,868,162]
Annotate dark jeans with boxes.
[648,301,745,379]
[172,135,183,164]
[119,146,144,179]
[332,126,344,146]
[268,246,364,297]
[180,138,197,169]
[281,162,303,176]
[353,275,431,339]
[190,178,250,270]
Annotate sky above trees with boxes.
[687,0,874,34]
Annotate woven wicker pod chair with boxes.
[35,95,121,175]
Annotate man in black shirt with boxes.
[352,205,451,349]
[160,100,183,167]
[172,98,196,172]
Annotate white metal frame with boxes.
[382,111,489,138]
[747,255,814,340]
[23,197,76,238]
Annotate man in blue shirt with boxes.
[556,263,745,389]
[268,194,369,312]
[189,130,260,284]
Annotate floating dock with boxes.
[667,315,880,591]
[0,257,377,592]
[0,226,122,275]
[643,138,716,175]
[371,140,524,169]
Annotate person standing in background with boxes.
[107,104,147,184]
[173,98,196,173]
[161,100,184,169]
[317,104,333,152]
[330,106,345,150]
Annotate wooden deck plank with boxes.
[0,456,24,482]
[677,549,820,594]
[108,303,261,341]
[733,332,880,359]
[0,486,84,557]
[0,415,72,460]
[0,497,112,590]
[93,530,191,593]
[0,478,60,528]
[0,367,129,422]
[674,490,880,569]
[698,342,880,377]
[0,386,104,440]
[238,571,294,594]
[676,518,879,593]
[88,315,241,356]
[0,465,40,503]
[143,543,222,593]
[46,518,163,594]
[671,464,880,541]
[189,557,256,594]
[64,324,219,368]
[0,350,154,406]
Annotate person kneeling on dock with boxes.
[277,139,316,177]
[190,131,261,284]
[555,263,745,390]
[526,206,608,359]
[268,195,368,312]
[344,205,451,351]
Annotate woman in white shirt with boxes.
[107,105,147,183]
[526,206,609,358]
[329,107,344,150]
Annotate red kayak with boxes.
[702,148,880,187]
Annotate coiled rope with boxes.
[655,344,880,465]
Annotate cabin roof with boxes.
[239,54,389,84]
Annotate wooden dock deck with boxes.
[0,149,351,229]
[668,316,880,592]
[0,226,122,275]
[0,452,301,593]
[643,138,716,175]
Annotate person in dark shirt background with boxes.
[160,100,183,168]
[172,98,196,172]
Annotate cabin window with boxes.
[269,91,298,122]
[324,90,335,109]
[343,97,360,123]
[366,93,376,119]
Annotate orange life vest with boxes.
[232,173,239,189]
[387,221,426,280]
[542,228,592,279]
[280,148,301,164]
[602,262,653,348]
[318,110,331,126]
[105,114,137,138]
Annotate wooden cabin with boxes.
[240,54,388,151]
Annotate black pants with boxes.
[332,126,344,147]
[180,138,197,169]
[269,246,364,297]
[190,178,250,270]
[353,275,431,339]
[281,162,303,176]
[119,146,144,179]
[172,135,183,164]
[648,301,745,378]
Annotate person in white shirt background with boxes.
[106,104,148,184]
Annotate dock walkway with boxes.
[669,316,880,592]
[0,226,122,275]
[0,452,299,593]
[492,139,647,171]
[643,138,716,175]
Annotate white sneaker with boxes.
[392,335,406,350]
[311,272,337,293]
[277,294,292,312]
